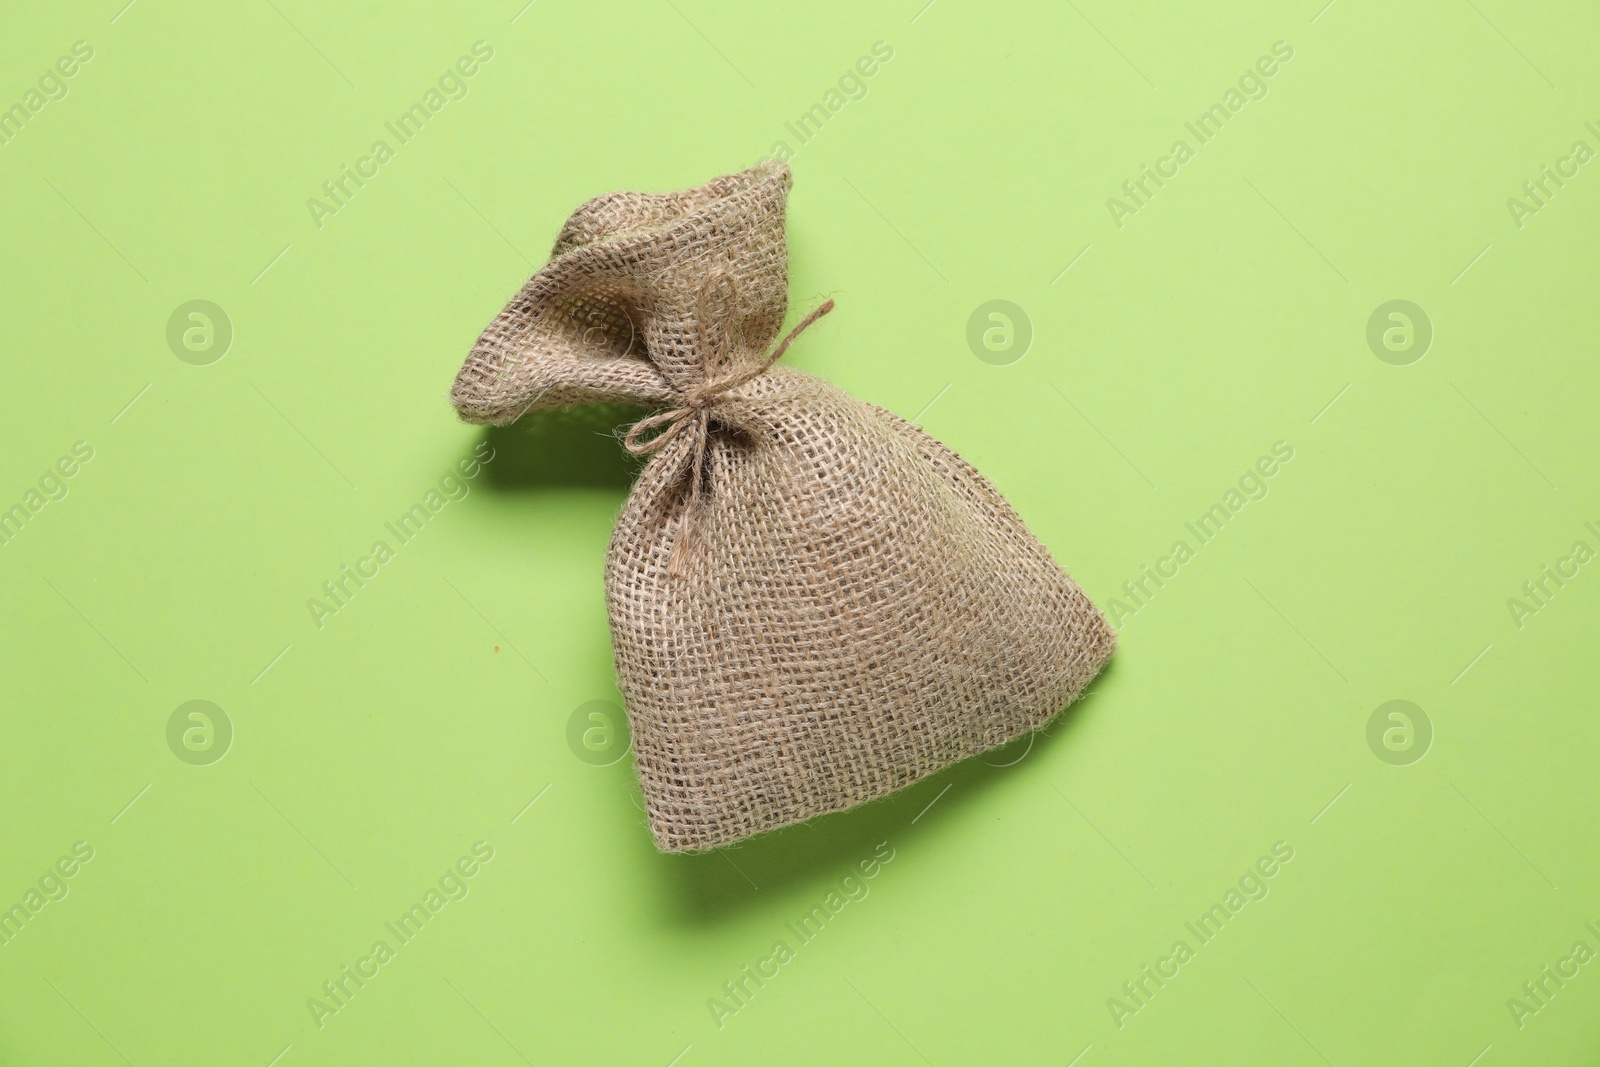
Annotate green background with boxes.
[2,0,1597,1063]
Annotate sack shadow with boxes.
[639,655,1121,928]
[477,403,648,491]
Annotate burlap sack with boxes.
[452,161,1115,852]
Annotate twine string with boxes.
[623,294,836,576]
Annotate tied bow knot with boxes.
[623,297,835,576]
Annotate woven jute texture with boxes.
[451,161,1116,852]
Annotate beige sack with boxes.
[452,161,1115,852]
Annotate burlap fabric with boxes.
[451,161,1115,852]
